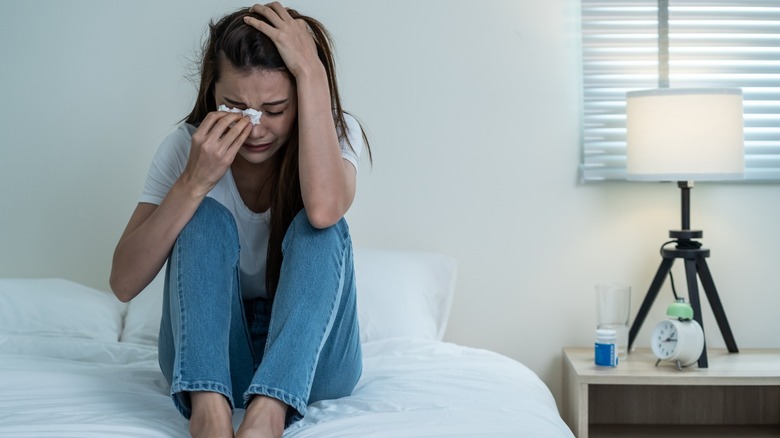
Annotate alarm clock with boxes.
[650,298,704,369]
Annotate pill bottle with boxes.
[594,328,618,367]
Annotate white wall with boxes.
[2,0,779,408]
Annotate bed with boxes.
[0,249,573,437]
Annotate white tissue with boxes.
[218,105,262,125]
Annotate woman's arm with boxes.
[109,182,202,303]
[245,2,357,229]
[295,66,357,228]
[110,112,252,302]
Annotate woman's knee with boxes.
[179,198,238,247]
[282,209,349,253]
[173,197,239,270]
[184,198,234,233]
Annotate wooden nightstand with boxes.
[562,347,780,438]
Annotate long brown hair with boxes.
[185,7,371,296]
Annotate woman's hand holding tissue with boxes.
[182,111,252,199]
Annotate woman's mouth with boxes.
[243,142,272,153]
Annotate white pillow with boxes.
[119,249,458,345]
[0,278,126,342]
[354,248,457,342]
[119,267,166,345]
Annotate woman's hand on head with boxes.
[183,111,252,198]
[244,2,324,80]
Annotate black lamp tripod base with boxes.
[627,182,739,368]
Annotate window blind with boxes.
[579,0,780,182]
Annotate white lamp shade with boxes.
[625,88,745,181]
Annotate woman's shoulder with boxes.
[342,112,361,133]
[156,122,195,155]
[148,122,196,173]
[340,113,365,154]
[165,122,197,145]
[140,123,195,204]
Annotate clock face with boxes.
[650,318,705,366]
[651,320,678,360]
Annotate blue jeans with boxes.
[158,198,362,423]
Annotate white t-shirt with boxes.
[139,114,364,299]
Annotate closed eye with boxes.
[262,99,288,116]
[223,98,247,109]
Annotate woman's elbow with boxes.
[305,204,346,229]
[110,283,133,303]
[109,271,136,303]
[306,211,340,229]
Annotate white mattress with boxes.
[0,335,572,437]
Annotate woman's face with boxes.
[213,59,298,166]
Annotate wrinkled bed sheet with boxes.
[0,336,572,437]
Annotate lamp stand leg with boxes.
[696,257,739,353]
[628,257,674,351]
[684,258,708,368]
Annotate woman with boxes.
[110,3,370,437]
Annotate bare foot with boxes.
[235,396,287,438]
[189,391,234,438]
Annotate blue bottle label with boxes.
[595,342,618,367]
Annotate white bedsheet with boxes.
[0,335,572,437]
[0,336,186,438]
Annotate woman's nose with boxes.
[249,118,266,137]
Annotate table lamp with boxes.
[624,88,744,368]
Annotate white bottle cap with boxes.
[596,328,617,339]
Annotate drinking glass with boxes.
[596,284,631,358]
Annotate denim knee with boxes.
[182,197,236,235]
[178,197,239,258]
[282,210,349,254]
